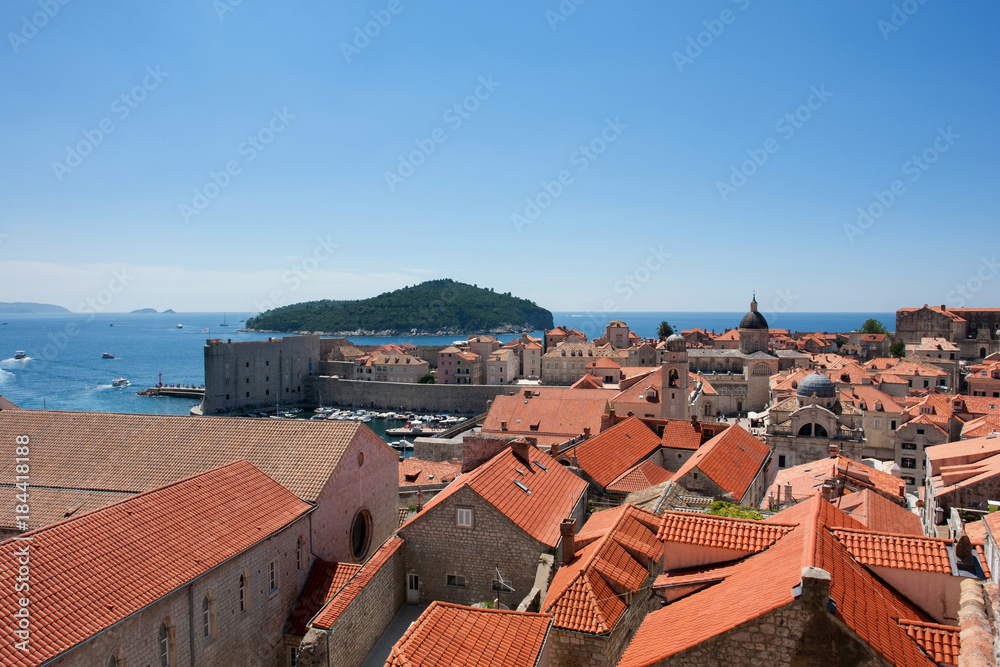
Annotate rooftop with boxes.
[673,425,770,503]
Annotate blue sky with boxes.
[1,1,997,313]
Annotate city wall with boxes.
[316,377,512,414]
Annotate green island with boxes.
[244,279,554,336]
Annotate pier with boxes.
[137,386,205,399]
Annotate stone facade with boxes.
[896,305,1000,359]
[202,335,320,415]
[315,376,512,414]
[895,420,947,491]
[646,571,886,667]
[549,592,658,667]
[296,540,406,667]
[51,514,315,667]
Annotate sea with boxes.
[0,310,893,420]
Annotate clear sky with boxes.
[1,1,997,314]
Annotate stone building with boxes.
[621,496,961,667]
[923,434,1000,537]
[542,505,663,667]
[397,441,587,608]
[353,350,429,383]
[436,346,483,384]
[201,334,320,415]
[542,341,627,385]
[0,461,316,667]
[670,424,771,507]
[486,347,518,385]
[0,409,399,562]
[896,304,1000,359]
[686,296,808,414]
[967,360,1000,397]
[766,373,865,470]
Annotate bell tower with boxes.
[661,334,689,420]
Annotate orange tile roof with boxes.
[833,489,923,535]
[658,511,794,552]
[672,425,770,503]
[543,505,661,634]
[762,455,905,508]
[286,560,361,636]
[586,357,621,369]
[841,385,904,414]
[962,413,1000,439]
[412,444,587,547]
[0,409,374,506]
[898,620,960,666]
[311,536,404,630]
[398,458,461,489]
[620,496,936,667]
[386,601,553,667]
[830,528,952,573]
[659,418,711,451]
[0,460,313,667]
[606,460,673,494]
[573,417,662,488]
[482,395,608,440]
[571,374,604,389]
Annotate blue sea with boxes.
[0,310,894,415]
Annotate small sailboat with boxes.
[220,313,229,326]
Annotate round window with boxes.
[357,451,365,467]
[350,509,373,561]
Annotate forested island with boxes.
[244,279,553,336]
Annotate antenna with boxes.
[493,565,514,609]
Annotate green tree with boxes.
[859,318,888,335]
[890,341,906,358]
[418,373,436,384]
[657,321,674,341]
[704,501,763,520]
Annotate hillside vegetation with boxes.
[244,280,553,335]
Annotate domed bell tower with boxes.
[738,294,770,354]
[661,334,689,420]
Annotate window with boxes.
[457,507,473,528]
[446,574,466,588]
[917,429,925,435]
[891,420,897,430]
[901,457,916,469]
[202,594,215,640]
[901,442,917,450]
[350,509,373,561]
[290,648,297,667]
[903,476,916,485]
[268,561,278,593]
[107,648,126,667]
[239,574,247,613]
[296,536,303,571]
[778,455,786,468]
[874,418,881,429]
[158,621,175,667]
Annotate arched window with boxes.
[107,648,126,667]
[158,620,175,667]
[239,573,247,613]
[202,592,216,639]
[668,368,679,387]
[797,423,813,437]
[814,423,829,437]
[296,536,304,571]
[704,403,713,417]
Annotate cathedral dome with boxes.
[666,333,686,352]
[796,373,836,399]
[739,294,768,330]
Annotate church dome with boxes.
[796,373,836,399]
[739,294,768,330]
[666,333,686,352]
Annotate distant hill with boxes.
[162,309,176,314]
[0,302,70,314]
[131,308,158,314]
[245,279,553,336]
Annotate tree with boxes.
[418,373,436,384]
[859,318,888,335]
[657,321,674,341]
[704,501,762,520]
[890,341,906,358]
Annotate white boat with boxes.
[14,350,27,360]
[176,323,183,329]
[102,352,115,359]
[112,378,129,388]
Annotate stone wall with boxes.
[316,376,512,414]
[549,584,659,667]
[51,514,315,667]
[297,539,406,667]
[319,360,354,378]
[462,432,527,471]
[398,485,549,607]
[412,435,464,463]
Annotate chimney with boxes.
[511,438,529,461]
[500,421,508,432]
[524,389,532,399]
[583,427,591,439]
[417,488,423,512]
[828,444,839,458]
[941,305,946,311]
[691,415,698,426]
[550,443,559,457]
[821,479,837,502]
[609,408,616,421]
[794,567,832,611]
[783,482,794,504]
[560,519,576,566]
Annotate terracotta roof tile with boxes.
[833,489,923,535]
[606,460,672,494]
[658,512,795,552]
[385,601,553,667]
[898,620,960,665]
[830,528,952,573]
[571,374,604,389]
[482,395,609,441]
[398,458,461,489]
[762,455,904,508]
[673,425,770,503]
[311,536,404,630]
[0,460,312,667]
[543,505,660,634]
[411,445,587,547]
[573,417,662,488]
[659,419,709,451]
[286,560,361,636]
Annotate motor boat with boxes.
[112,378,130,388]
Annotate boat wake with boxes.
[1,357,31,366]
[0,369,13,383]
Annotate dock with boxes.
[138,386,205,399]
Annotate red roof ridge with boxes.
[310,536,404,630]
[829,526,953,543]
